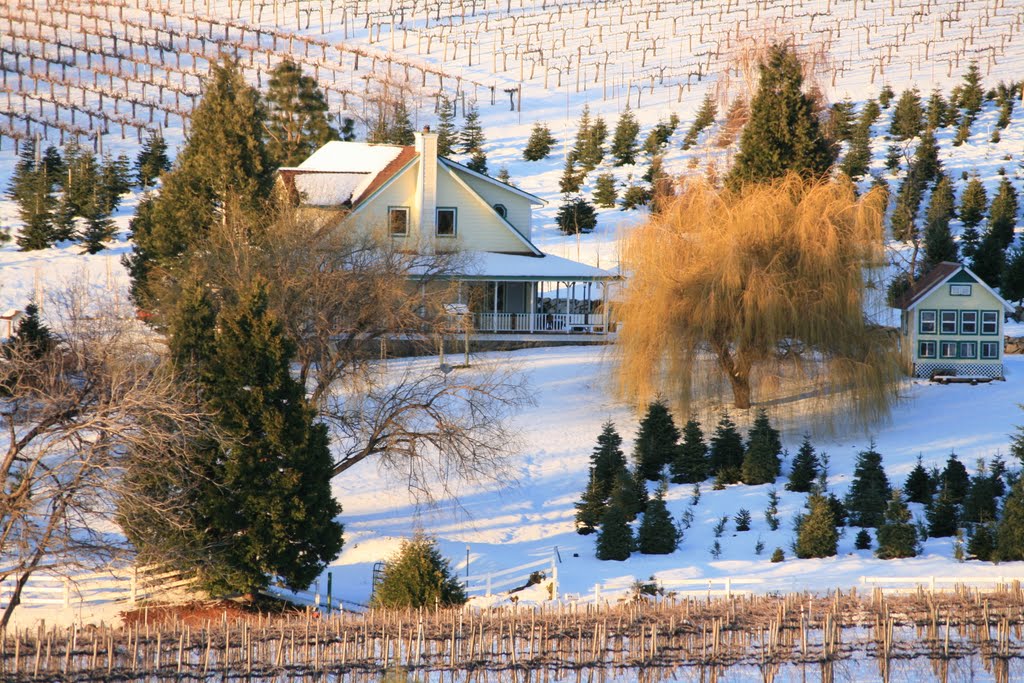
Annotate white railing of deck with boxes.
[473,313,606,334]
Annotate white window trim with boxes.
[436,207,458,237]
[388,206,410,236]
[940,310,958,334]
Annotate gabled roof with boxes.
[440,158,546,205]
[894,261,1014,312]
[279,143,417,208]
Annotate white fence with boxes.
[473,313,608,334]
[860,575,1024,594]
[466,556,558,598]
[0,565,196,611]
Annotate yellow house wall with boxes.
[459,174,534,241]
[430,166,532,253]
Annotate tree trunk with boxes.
[712,339,753,409]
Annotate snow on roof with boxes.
[296,141,405,173]
[456,251,619,281]
[292,172,374,206]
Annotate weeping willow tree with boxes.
[615,173,901,425]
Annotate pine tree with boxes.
[912,127,941,185]
[959,62,985,119]
[963,461,1001,524]
[637,481,679,554]
[670,416,708,484]
[574,472,606,535]
[741,409,782,485]
[827,99,856,141]
[595,498,634,561]
[927,486,960,538]
[1002,246,1024,306]
[855,529,872,550]
[593,172,618,208]
[967,522,996,561]
[875,491,918,559]
[860,99,882,128]
[467,149,488,174]
[559,155,585,194]
[54,140,99,242]
[608,467,644,523]
[890,89,924,140]
[845,441,892,527]
[264,59,338,168]
[135,131,171,189]
[79,211,117,254]
[765,488,781,530]
[923,175,959,269]
[840,120,871,179]
[904,455,934,505]
[770,547,785,562]
[682,94,717,149]
[4,302,53,360]
[708,412,744,482]
[555,195,597,235]
[987,177,1019,249]
[726,43,835,187]
[124,58,274,309]
[786,435,819,493]
[959,175,988,258]
[952,116,972,146]
[523,122,557,161]
[571,105,593,167]
[591,421,629,496]
[170,280,344,594]
[734,509,752,531]
[926,88,949,129]
[878,85,895,108]
[633,399,680,481]
[460,103,486,156]
[339,116,356,141]
[372,536,467,608]
[8,140,60,250]
[971,230,1006,288]
[610,106,640,165]
[435,95,458,157]
[941,453,970,504]
[795,492,839,559]
[995,476,1024,561]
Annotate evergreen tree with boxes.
[8,140,60,250]
[971,230,1006,288]
[963,461,1001,524]
[4,301,53,360]
[135,131,171,189]
[827,492,848,527]
[741,409,782,485]
[860,99,882,128]
[523,122,557,161]
[591,421,629,495]
[467,149,488,174]
[923,175,959,269]
[727,43,835,187]
[54,140,99,242]
[559,155,585,194]
[786,435,819,493]
[987,177,1019,249]
[765,488,781,530]
[79,210,117,254]
[878,85,895,108]
[827,99,856,141]
[96,153,131,215]
[1002,246,1024,306]
[264,59,337,168]
[855,529,872,550]
[339,116,357,141]
[795,492,839,559]
[912,127,941,185]
[995,476,1024,561]
[941,453,970,504]
[890,89,923,140]
[670,416,708,484]
[618,182,650,210]
[926,88,949,129]
[959,62,985,119]
[583,116,607,169]
[845,441,891,527]
[571,105,593,168]
[637,481,679,554]
[593,172,618,208]
[959,175,988,258]
[770,547,785,562]
[904,455,934,505]
[610,106,640,166]
[875,490,918,559]
[708,411,744,482]
[554,195,597,235]
[927,486,960,538]
[435,95,458,157]
[734,508,752,531]
[952,116,972,146]
[608,467,644,523]
[967,522,996,561]
[840,120,871,179]
[595,499,634,561]
[124,58,274,309]
[633,399,680,481]
[574,472,606,535]
[682,94,717,149]
[460,102,486,156]
[166,280,344,594]
[372,536,467,608]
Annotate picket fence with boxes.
[465,556,559,599]
[860,574,1024,594]
[0,565,196,611]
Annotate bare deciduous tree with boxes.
[0,287,208,628]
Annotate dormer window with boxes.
[436,207,457,237]
[389,206,409,236]
[493,204,508,219]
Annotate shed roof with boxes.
[894,261,1013,312]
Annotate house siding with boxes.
[458,174,534,241]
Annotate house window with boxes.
[982,310,999,335]
[940,341,958,358]
[940,310,958,334]
[388,206,409,236]
[493,203,508,219]
[919,310,937,334]
[960,311,977,335]
[950,284,972,296]
[981,341,1000,359]
[959,341,977,358]
[436,207,457,237]
[918,341,936,358]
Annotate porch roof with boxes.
[452,251,620,282]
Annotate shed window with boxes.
[982,311,999,335]
[940,341,958,358]
[950,284,972,296]
[918,341,936,358]
[436,207,457,237]
[960,311,977,335]
[940,311,958,334]
[981,341,1000,359]
[959,341,977,359]
[919,310,936,334]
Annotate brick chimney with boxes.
[414,126,438,239]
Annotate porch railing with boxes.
[472,313,609,334]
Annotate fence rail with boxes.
[860,575,1024,593]
[466,556,557,598]
[0,564,197,611]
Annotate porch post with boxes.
[529,282,536,333]
[493,281,499,332]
